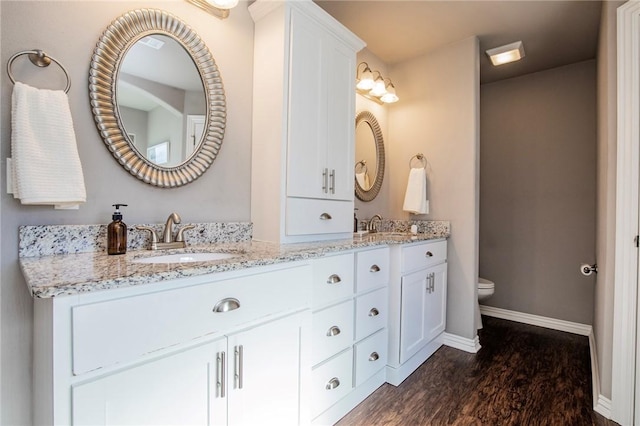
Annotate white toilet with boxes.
[478,277,495,301]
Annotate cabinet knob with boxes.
[369,264,381,273]
[213,298,240,313]
[319,212,333,220]
[425,251,434,258]
[326,326,341,337]
[327,274,342,284]
[368,307,380,317]
[369,352,379,362]
[325,377,341,390]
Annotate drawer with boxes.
[311,348,353,419]
[286,197,353,236]
[312,253,354,308]
[401,240,447,273]
[312,300,354,365]
[354,329,388,387]
[355,287,387,341]
[356,247,389,293]
[72,265,311,375]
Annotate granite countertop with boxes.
[20,232,448,299]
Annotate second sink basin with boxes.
[132,252,238,264]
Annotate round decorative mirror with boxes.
[89,9,226,188]
[355,111,385,201]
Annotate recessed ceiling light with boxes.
[486,41,525,66]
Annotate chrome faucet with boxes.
[136,213,195,250]
[367,214,383,233]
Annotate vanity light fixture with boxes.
[186,0,238,19]
[486,41,525,66]
[355,62,399,105]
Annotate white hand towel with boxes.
[356,171,370,190]
[11,82,86,208]
[403,168,428,214]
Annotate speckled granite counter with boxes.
[20,230,449,299]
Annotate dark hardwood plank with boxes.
[336,316,618,425]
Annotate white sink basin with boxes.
[132,252,238,264]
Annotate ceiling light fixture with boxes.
[486,41,525,66]
[355,62,399,104]
[185,0,238,19]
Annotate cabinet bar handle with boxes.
[368,307,380,317]
[369,264,381,273]
[326,377,340,390]
[217,351,226,398]
[322,168,328,193]
[319,212,332,220]
[213,298,240,313]
[369,352,380,362]
[330,169,336,194]
[234,345,243,389]
[426,275,432,294]
[326,326,341,337]
[425,251,434,258]
[430,272,436,292]
[327,274,341,284]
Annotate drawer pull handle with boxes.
[425,251,434,258]
[326,326,341,337]
[213,298,240,313]
[369,264,381,273]
[326,377,341,390]
[369,352,380,362]
[327,274,342,284]
[319,212,333,220]
[368,307,380,317]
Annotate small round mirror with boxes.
[355,111,385,201]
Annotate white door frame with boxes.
[612,2,640,424]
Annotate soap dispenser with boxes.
[108,204,128,255]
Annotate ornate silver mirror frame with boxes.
[355,111,385,201]
[89,9,226,188]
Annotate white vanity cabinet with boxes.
[310,247,390,425]
[387,239,448,386]
[34,264,312,426]
[249,0,365,243]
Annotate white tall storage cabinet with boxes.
[249,0,365,243]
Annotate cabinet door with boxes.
[227,312,304,425]
[72,339,226,426]
[287,8,355,201]
[287,9,328,200]
[399,262,447,364]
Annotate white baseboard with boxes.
[589,329,612,419]
[480,305,611,419]
[442,332,481,353]
[479,305,591,336]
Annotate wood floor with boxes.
[336,316,618,426]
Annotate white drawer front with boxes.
[355,287,387,341]
[312,300,354,365]
[355,247,389,293]
[401,240,447,273]
[354,329,388,387]
[286,197,353,236]
[311,348,353,419]
[72,265,311,375]
[312,253,354,308]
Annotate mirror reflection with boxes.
[354,111,385,202]
[355,121,377,191]
[117,35,206,168]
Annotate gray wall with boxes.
[389,37,480,340]
[480,60,597,325]
[594,0,624,400]
[0,2,255,424]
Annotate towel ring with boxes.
[355,160,368,174]
[409,153,427,169]
[7,50,71,93]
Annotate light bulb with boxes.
[207,0,238,9]
[369,76,387,97]
[356,65,374,90]
[381,83,398,103]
